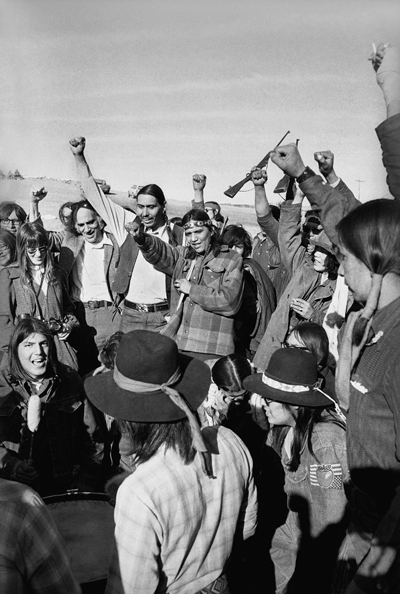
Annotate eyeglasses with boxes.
[0,244,11,255]
[27,246,47,256]
[1,218,22,227]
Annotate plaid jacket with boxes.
[139,236,243,356]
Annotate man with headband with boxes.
[125,208,243,360]
[85,330,257,594]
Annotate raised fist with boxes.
[124,216,143,240]
[192,174,207,191]
[250,166,268,186]
[314,151,334,178]
[69,136,86,155]
[30,186,47,203]
[270,144,305,178]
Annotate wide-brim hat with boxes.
[85,330,211,422]
[243,348,331,407]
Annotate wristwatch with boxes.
[296,167,316,184]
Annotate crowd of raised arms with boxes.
[0,42,399,594]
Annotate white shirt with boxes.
[71,235,112,302]
[126,225,169,304]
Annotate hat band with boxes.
[113,363,216,479]
[113,364,182,393]
[183,220,212,231]
[262,374,317,393]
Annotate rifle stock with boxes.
[223,130,290,199]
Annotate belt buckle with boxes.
[137,303,147,312]
[87,300,98,310]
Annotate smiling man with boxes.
[0,318,103,496]
[30,190,121,375]
[68,137,184,335]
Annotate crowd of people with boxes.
[0,42,399,594]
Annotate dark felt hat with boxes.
[85,330,211,422]
[243,348,331,407]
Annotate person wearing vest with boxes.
[69,137,184,334]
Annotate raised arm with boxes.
[271,144,359,247]
[69,137,135,245]
[373,44,400,200]
[126,220,179,277]
[251,166,279,247]
[191,174,207,210]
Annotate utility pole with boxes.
[355,179,364,201]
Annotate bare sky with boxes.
[1,0,399,205]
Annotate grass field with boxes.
[0,177,261,236]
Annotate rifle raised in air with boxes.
[223,130,290,198]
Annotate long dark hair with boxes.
[8,318,61,382]
[0,228,17,264]
[337,199,400,278]
[271,406,345,472]
[116,417,196,465]
[0,201,27,223]
[290,323,329,370]
[222,225,253,259]
[211,353,252,393]
[182,209,221,259]
[137,184,166,207]
[17,222,58,286]
[314,248,339,280]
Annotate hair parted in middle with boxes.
[211,353,252,394]
[17,222,58,286]
[182,208,221,259]
[8,317,61,383]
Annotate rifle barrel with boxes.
[223,130,290,198]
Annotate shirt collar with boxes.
[85,234,113,250]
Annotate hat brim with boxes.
[85,353,210,422]
[243,374,332,407]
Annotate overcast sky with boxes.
[1,0,399,205]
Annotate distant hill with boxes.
[0,177,260,235]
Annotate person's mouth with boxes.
[31,357,47,368]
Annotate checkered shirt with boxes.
[106,426,257,594]
[0,478,80,594]
[139,236,243,356]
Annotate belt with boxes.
[124,300,169,313]
[82,300,112,310]
[197,573,229,594]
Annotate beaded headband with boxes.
[183,220,212,231]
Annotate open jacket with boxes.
[138,235,243,356]
[0,266,78,369]
[0,367,103,493]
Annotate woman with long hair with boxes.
[331,198,400,592]
[245,348,348,594]
[0,221,79,369]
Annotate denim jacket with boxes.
[0,367,103,490]
[270,418,349,539]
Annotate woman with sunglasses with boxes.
[0,222,79,369]
[245,348,348,594]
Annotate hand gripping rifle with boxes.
[223,130,290,198]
